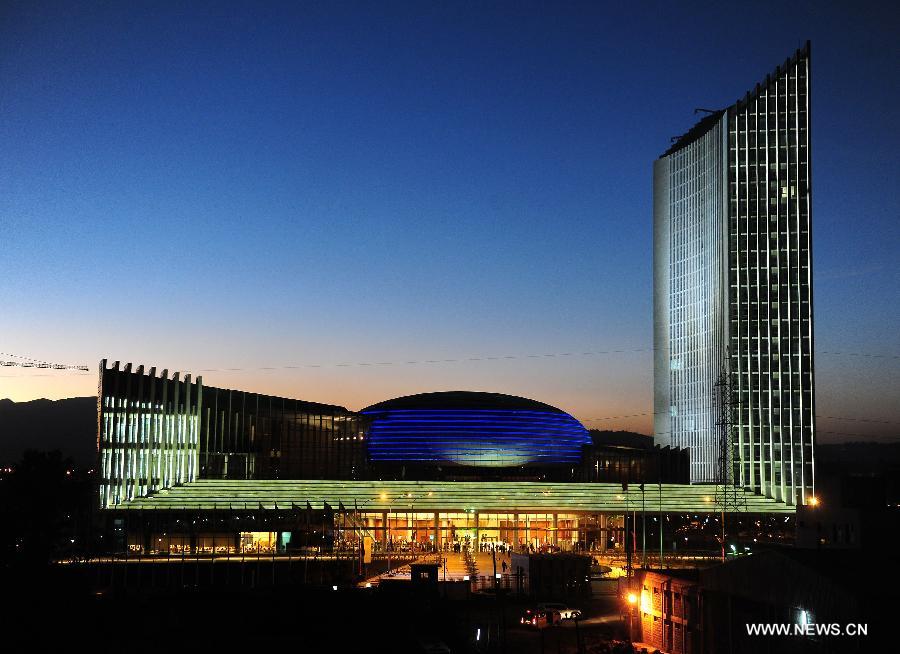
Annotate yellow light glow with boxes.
[380,493,387,501]
[640,589,653,614]
[627,592,637,604]
[808,496,819,507]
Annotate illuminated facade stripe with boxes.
[363,408,591,467]
[113,479,795,514]
[653,43,815,504]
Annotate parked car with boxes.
[519,608,561,628]
[589,563,613,579]
[537,602,582,620]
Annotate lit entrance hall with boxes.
[359,511,594,552]
[111,479,793,560]
[115,509,623,557]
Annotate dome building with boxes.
[361,391,591,470]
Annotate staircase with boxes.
[438,552,472,580]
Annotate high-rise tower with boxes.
[654,43,815,505]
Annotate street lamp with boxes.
[808,496,819,507]
[384,494,402,575]
[400,491,426,552]
[621,487,632,578]
[354,496,380,578]
[384,491,429,574]
[406,491,437,556]
[404,492,418,554]
[626,592,638,642]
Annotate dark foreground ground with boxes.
[8,565,631,654]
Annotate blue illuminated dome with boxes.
[361,392,590,467]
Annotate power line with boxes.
[191,347,900,372]
[819,350,900,360]
[0,372,92,378]
[817,415,898,426]
[817,430,900,439]
[3,345,898,377]
[191,348,654,372]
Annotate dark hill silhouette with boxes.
[0,397,96,466]
[588,429,653,449]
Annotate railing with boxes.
[463,549,477,577]
[469,573,517,592]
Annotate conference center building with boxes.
[97,360,791,557]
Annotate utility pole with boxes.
[658,451,664,569]
[623,483,631,579]
[640,483,646,569]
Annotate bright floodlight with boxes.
[627,593,637,604]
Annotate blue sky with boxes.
[1,1,897,441]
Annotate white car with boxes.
[537,602,582,620]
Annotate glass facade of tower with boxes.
[653,117,728,483]
[654,43,815,505]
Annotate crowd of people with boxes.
[335,534,613,555]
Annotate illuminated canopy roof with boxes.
[361,391,591,467]
[117,479,795,514]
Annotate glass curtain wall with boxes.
[201,387,366,481]
[353,512,592,551]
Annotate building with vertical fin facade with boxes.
[654,42,815,504]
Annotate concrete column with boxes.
[552,513,559,545]
[513,513,519,547]
[433,512,439,549]
[600,513,608,552]
[382,511,389,545]
[474,512,479,550]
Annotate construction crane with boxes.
[0,352,89,371]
